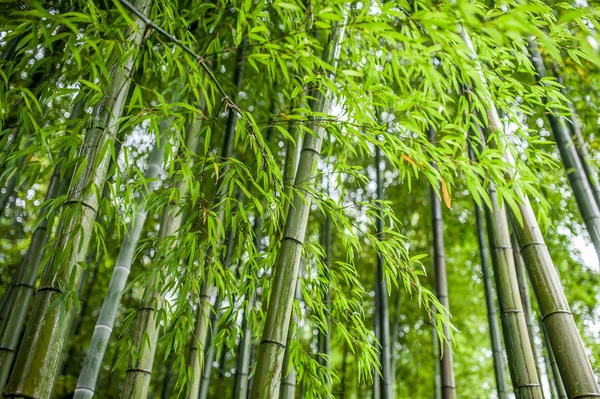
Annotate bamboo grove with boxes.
[2,0,600,397]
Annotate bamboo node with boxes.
[541,309,572,321]
[260,339,286,349]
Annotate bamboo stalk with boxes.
[249,16,346,398]
[429,162,456,398]
[188,41,247,399]
[473,200,508,399]
[375,144,393,399]
[552,68,600,208]
[73,132,166,399]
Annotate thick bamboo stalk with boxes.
[375,145,393,399]
[73,135,166,399]
[432,322,441,399]
[2,7,151,392]
[458,24,600,399]
[0,156,73,392]
[474,201,508,399]
[188,42,247,399]
[528,42,600,262]
[248,18,346,398]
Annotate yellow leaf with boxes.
[214,162,219,182]
[401,154,417,166]
[441,180,452,209]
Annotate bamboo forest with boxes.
[5,0,600,398]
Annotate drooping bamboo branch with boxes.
[249,15,346,398]
[73,130,167,399]
[458,24,600,398]
[2,2,151,396]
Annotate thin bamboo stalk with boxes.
[458,24,600,399]
[188,41,247,399]
[528,41,600,262]
[73,133,166,399]
[552,68,600,208]
[473,201,508,399]
[249,17,346,398]
[375,145,393,399]
[198,295,223,399]
[120,112,204,399]
[317,215,332,382]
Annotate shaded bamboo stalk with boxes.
[473,200,508,399]
[3,2,150,396]
[552,67,600,208]
[73,132,167,399]
[0,154,74,392]
[458,24,600,398]
[188,41,247,399]
[278,271,303,399]
[198,295,223,399]
[317,214,332,388]
[390,290,401,391]
[429,127,455,399]
[375,144,393,399]
[528,41,600,262]
[249,16,346,398]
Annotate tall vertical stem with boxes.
[375,145,393,399]
[474,201,508,399]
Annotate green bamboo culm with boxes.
[73,132,167,399]
[429,128,455,399]
[374,144,393,399]
[458,24,600,399]
[278,273,303,399]
[0,100,84,391]
[317,214,332,386]
[249,14,346,399]
[528,41,600,263]
[188,41,247,399]
[2,2,151,396]
[119,113,202,398]
[473,200,508,399]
